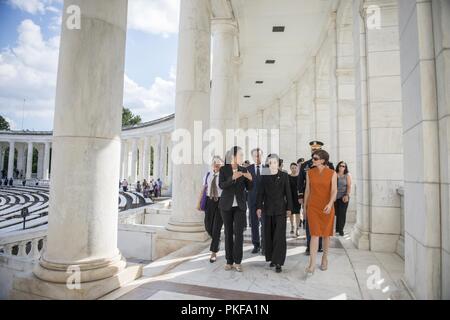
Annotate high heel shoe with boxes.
[320,255,328,271]
[304,265,315,276]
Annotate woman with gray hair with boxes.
[256,153,293,273]
[197,155,224,263]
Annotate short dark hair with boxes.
[225,146,243,164]
[266,153,280,166]
[290,162,298,167]
[312,149,329,165]
[251,148,263,156]
[297,158,305,164]
[336,161,349,175]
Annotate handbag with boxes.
[200,172,211,211]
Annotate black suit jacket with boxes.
[256,170,293,216]
[219,165,253,212]
[246,163,264,208]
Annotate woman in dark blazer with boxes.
[219,146,253,272]
[256,154,293,273]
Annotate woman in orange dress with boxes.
[304,149,337,274]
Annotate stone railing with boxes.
[396,186,405,259]
[0,226,47,260]
[0,225,47,299]
[118,206,148,225]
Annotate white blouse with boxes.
[203,171,223,198]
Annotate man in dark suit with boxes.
[219,146,253,272]
[298,141,335,255]
[247,148,264,254]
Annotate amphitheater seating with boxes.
[0,182,154,234]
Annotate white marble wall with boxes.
[296,62,316,159]
[335,0,357,222]
[279,85,298,164]
[433,0,450,300]
[399,0,449,300]
[262,100,280,156]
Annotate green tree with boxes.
[122,107,142,127]
[0,115,10,131]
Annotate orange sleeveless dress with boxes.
[306,167,335,236]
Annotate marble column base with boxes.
[369,233,400,253]
[351,225,370,250]
[156,226,210,260]
[10,264,142,300]
[396,235,405,259]
[33,254,126,284]
[165,220,209,235]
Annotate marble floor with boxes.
[103,222,411,300]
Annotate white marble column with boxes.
[433,0,450,300]
[130,138,137,184]
[210,18,238,157]
[16,144,25,178]
[33,0,129,288]
[329,12,340,162]
[167,142,173,193]
[151,137,158,179]
[119,140,124,180]
[7,141,15,179]
[42,142,50,180]
[142,136,149,181]
[352,0,404,252]
[296,60,316,158]
[137,139,143,182]
[167,0,211,238]
[398,0,443,300]
[36,144,44,179]
[335,0,357,222]
[26,142,33,179]
[315,43,332,148]
[279,84,298,163]
[122,140,129,181]
[158,134,166,183]
[0,144,4,173]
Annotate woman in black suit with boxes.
[219,146,253,272]
[256,154,293,273]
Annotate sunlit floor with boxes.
[103,222,410,300]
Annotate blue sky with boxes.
[0,0,179,131]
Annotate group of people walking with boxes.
[120,178,163,198]
[197,141,352,276]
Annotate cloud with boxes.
[0,19,59,127]
[7,0,62,15]
[123,67,176,121]
[127,0,180,37]
[3,117,17,130]
[0,3,178,131]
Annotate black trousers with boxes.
[249,205,264,249]
[334,198,349,233]
[264,214,287,266]
[221,206,246,265]
[204,197,223,253]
